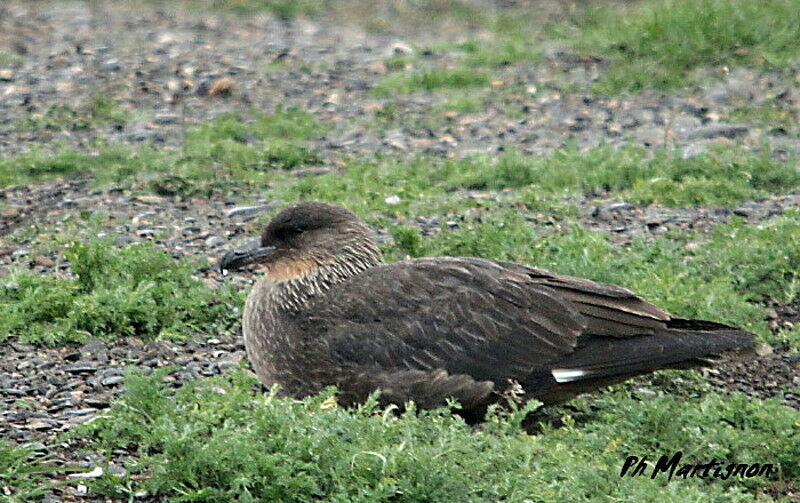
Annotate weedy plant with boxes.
[372,68,491,96]
[0,107,328,196]
[568,0,800,92]
[72,368,798,502]
[11,98,131,132]
[0,237,243,345]
[0,442,70,503]
[278,146,800,214]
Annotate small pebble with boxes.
[69,466,104,479]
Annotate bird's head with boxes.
[219,201,382,283]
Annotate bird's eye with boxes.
[275,225,304,240]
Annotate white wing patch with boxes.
[551,368,588,383]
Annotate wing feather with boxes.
[301,256,680,390]
[304,258,584,383]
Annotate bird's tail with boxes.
[530,320,755,404]
[549,318,754,384]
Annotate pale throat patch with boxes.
[255,257,319,283]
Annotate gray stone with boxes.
[64,362,99,374]
[205,235,224,247]
[101,376,125,386]
[682,124,749,140]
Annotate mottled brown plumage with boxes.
[220,202,754,416]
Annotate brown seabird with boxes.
[220,201,754,416]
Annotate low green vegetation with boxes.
[4,137,795,209]
[371,100,454,133]
[0,52,23,65]
[0,236,243,345]
[0,442,66,503]
[73,368,797,501]
[384,54,415,72]
[728,96,800,137]
[371,101,405,129]
[457,15,543,69]
[435,94,482,114]
[372,68,490,96]
[183,108,325,173]
[0,144,164,189]
[465,146,800,208]
[569,0,800,92]
[190,107,326,141]
[0,107,327,194]
[11,98,131,132]
[457,36,536,69]
[171,0,320,18]
[773,324,800,353]
[372,15,541,97]
[699,216,800,304]
[281,146,800,214]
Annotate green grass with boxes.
[279,146,800,215]
[435,94,482,114]
[0,236,243,345]
[384,55,416,71]
[371,15,541,98]
[183,109,325,173]
[349,0,488,35]
[5,104,794,209]
[465,147,800,208]
[279,155,491,217]
[0,442,69,503]
[772,324,800,353]
[11,98,131,132]
[0,143,172,189]
[456,15,543,69]
[221,0,320,18]
[458,37,537,68]
[191,107,327,141]
[0,52,23,65]
[0,107,327,194]
[72,368,798,502]
[370,100,452,132]
[1,119,797,207]
[372,68,490,97]
[728,96,800,137]
[569,0,800,92]
[372,102,404,129]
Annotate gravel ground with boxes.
[1,1,799,500]
[2,1,800,160]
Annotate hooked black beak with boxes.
[219,241,277,273]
